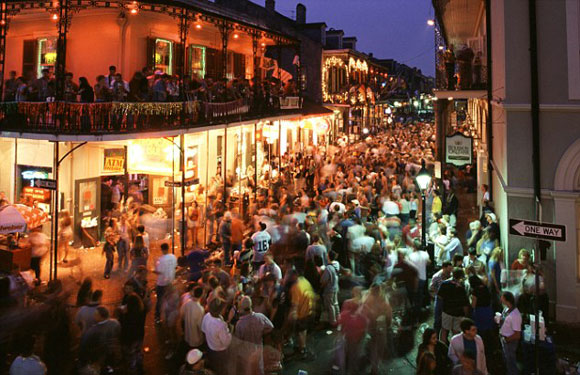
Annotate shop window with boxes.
[188,45,206,79]
[154,38,173,75]
[37,37,57,78]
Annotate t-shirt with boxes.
[290,277,315,320]
[155,254,177,286]
[408,250,430,280]
[437,280,468,316]
[9,355,46,375]
[500,308,522,338]
[251,230,271,263]
[382,200,400,216]
[321,263,339,294]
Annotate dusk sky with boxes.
[250,0,436,76]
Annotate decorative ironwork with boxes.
[0,1,8,100]
[55,0,71,101]
[218,22,232,79]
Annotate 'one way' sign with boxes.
[509,218,566,242]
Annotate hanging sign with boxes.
[103,148,126,174]
[445,133,473,167]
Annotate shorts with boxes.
[441,312,463,332]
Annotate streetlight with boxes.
[416,159,432,248]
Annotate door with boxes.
[74,177,100,247]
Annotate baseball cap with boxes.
[186,349,203,365]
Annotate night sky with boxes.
[250,0,435,76]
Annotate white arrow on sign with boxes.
[512,221,562,239]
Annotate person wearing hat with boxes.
[179,349,214,375]
[234,295,274,375]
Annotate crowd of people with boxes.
[0,121,547,375]
[2,65,298,107]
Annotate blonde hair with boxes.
[490,247,503,262]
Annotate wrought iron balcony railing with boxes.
[0,97,302,135]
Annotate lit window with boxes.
[37,37,57,77]
[155,38,173,75]
[188,45,206,79]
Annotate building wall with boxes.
[5,9,256,83]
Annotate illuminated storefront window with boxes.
[37,37,57,77]
[155,38,173,74]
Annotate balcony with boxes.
[0,97,303,136]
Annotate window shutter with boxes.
[146,37,156,71]
[234,53,245,79]
[22,39,36,78]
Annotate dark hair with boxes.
[329,251,338,261]
[76,277,93,306]
[259,222,267,231]
[161,243,169,252]
[441,261,452,268]
[192,286,204,299]
[137,225,145,233]
[244,238,254,249]
[126,293,144,315]
[502,291,516,306]
[96,306,110,320]
[460,318,476,333]
[452,267,465,280]
[91,289,103,302]
[208,297,224,317]
[109,65,117,71]
[208,276,219,289]
[421,327,437,347]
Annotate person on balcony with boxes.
[129,71,148,102]
[4,70,17,101]
[64,72,79,102]
[15,76,28,102]
[152,74,169,102]
[443,45,456,90]
[104,65,117,89]
[30,68,53,102]
[94,75,112,102]
[112,73,130,102]
[78,77,94,103]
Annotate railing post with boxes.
[55,0,71,101]
[0,1,8,101]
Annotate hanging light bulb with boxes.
[233,33,239,39]
[52,13,58,21]
[130,8,138,14]
[195,24,202,30]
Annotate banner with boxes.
[445,133,473,167]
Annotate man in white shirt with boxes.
[382,196,400,217]
[408,239,430,313]
[499,291,521,375]
[154,243,177,323]
[180,286,205,350]
[258,253,282,281]
[251,222,272,269]
[201,298,232,374]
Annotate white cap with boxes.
[186,349,203,365]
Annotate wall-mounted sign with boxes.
[103,148,126,174]
[445,133,473,167]
[22,187,51,202]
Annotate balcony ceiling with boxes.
[435,0,483,47]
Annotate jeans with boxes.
[415,279,426,314]
[434,296,442,334]
[117,239,129,271]
[502,338,519,375]
[155,285,168,320]
[222,241,232,265]
[104,254,114,277]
